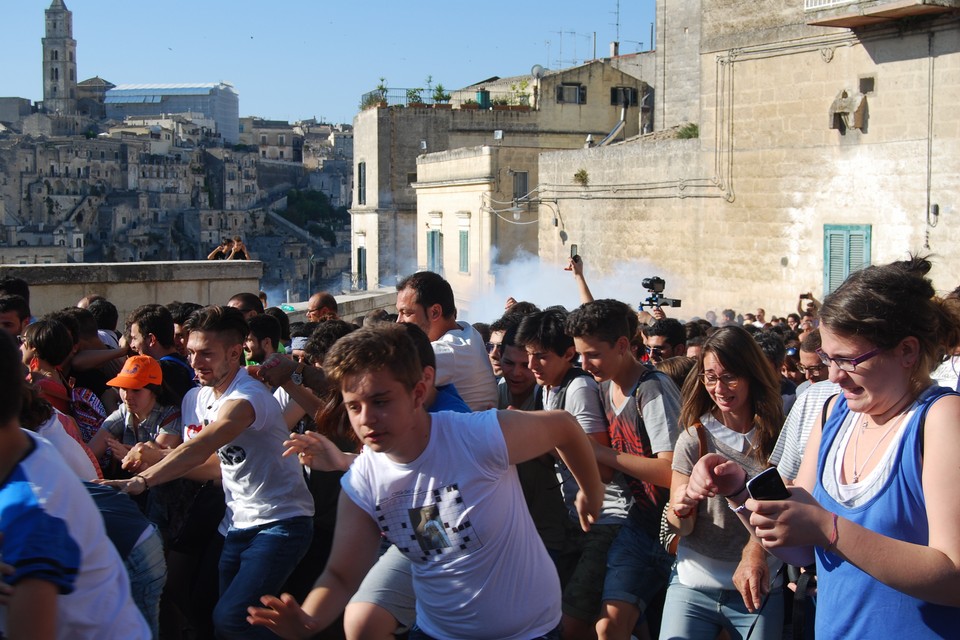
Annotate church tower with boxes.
[42,0,78,113]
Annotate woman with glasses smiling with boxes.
[661,326,785,639]
[687,256,960,637]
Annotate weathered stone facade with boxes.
[537,1,960,317]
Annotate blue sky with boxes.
[2,0,656,124]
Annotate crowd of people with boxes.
[1,252,959,640]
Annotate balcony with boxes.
[805,0,960,27]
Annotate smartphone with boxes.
[570,244,579,258]
[799,293,811,300]
[747,467,790,501]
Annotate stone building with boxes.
[105,83,240,144]
[350,60,648,291]
[530,0,960,317]
[239,118,302,162]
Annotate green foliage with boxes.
[280,189,349,244]
[573,168,589,187]
[491,96,511,106]
[432,83,451,103]
[360,93,383,110]
[376,77,388,98]
[510,79,530,105]
[678,123,699,139]
[406,87,424,104]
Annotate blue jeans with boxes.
[124,529,167,640]
[409,623,561,640]
[213,516,313,640]
[659,571,783,640]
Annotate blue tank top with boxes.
[813,385,960,637]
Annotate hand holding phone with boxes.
[747,467,790,501]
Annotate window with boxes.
[278,135,285,145]
[407,172,417,184]
[260,135,267,144]
[823,224,871,294]
[512,171,529,202]
[557,83,586,104]
[459,230,469,273]
[356,247,368,290]
[427,230,443,273]
[357,162,367,205]
[610,87,640,107]
[52,50,59,61]
[279,151,284,159]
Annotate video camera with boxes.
[639,276,682,309]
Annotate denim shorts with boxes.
[601,515,674,610]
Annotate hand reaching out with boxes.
[686,453,747,501]
[283,432,355,472]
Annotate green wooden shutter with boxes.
[459,230,469,273]
[823,224,871,294]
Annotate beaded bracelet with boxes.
[135,474,150,490]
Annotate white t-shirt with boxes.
[187,368,314,529]
[342,410,560,640]
[432,321,498,411]
[771,380,842,481]
[0,432,150,639]
[36,412,100,480]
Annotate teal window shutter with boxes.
[823,224,871,294]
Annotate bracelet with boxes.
[826,512,839,550]
[728,502,749,515]
[723,480,748,499]
[135,474,149,490]
[673,506,693,520]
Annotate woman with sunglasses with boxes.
[662,326,785,639]
[688,256,960,637]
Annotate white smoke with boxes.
[461,251,687,324]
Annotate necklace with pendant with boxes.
[851,407,911,483]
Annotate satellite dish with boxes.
[531,64,545,79]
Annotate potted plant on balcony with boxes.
[406,87,426,108]
[376,77,389,107]
[432,84,452,109]
[460,99,480,110]
[491,96,511,111]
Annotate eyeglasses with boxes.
[700,373,740,389]
[815,347,882,372]
[796,362,826,374]
[485,342,503,354]
[644,346,664,357]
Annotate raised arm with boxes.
[568,255,594,304]
[499,409,603,531]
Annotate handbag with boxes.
[659,422,707,555]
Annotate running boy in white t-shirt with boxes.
[247,323,604,640]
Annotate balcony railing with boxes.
[804,0,856,9]
[358,87,533,110]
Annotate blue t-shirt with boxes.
[430,383,471,414]
[0,431,150,639]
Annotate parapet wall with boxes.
[1,260,264,319]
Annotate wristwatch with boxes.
[290,362,306,386]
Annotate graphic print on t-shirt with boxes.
[376,483,481,562]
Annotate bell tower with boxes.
[42,0,78,113]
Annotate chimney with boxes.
[610,41,620,57]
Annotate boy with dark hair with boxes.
[0,294,30,337]
[245,314,282,365]
[167,301,203,358]
[128,304,196,403]
[248,323,604,640]
[565,299,681,640]
[517,308,627,639]
[102,306,315,640]
[87,297,121,348]
[643,318,686,364]
[227,292,264,319]
[0,330,151,639]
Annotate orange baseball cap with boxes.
[107,355,163,389]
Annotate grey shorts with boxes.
[349,544,416,633]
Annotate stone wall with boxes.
[3,260,263,319]
[538,12,960,318]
